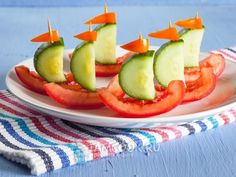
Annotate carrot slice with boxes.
[31,30,60,42]
[148,27,179,41]
[175,17,203,29]
[120,34,149,53]
[74,31,97,41]
[85,12,116,24]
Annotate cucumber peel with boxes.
[154,40,185,88]
[34,38,66,82]
[180,27,205,67]
[94,24,117,64]
[70,42,96,92]
[119,50,155,100]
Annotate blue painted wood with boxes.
[0,6,236,177]
[1,0,236,7]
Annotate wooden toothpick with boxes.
[48,19,53,43]
[89,22,92,32]
[104,3,108,13]
[196,11,199,19]
[169,20,173,28]
[139,32,143,40]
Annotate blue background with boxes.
[1,0,236,7]
[0,1,236,177]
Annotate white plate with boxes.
[5,46,236,128]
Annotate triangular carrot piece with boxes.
[149,27,179,41]
[175,17,203,29]
[74,31,97,41]
[121,38,149,53]
[85,12,116,24]
[31,30,60,42]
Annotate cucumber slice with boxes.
[70,42,96,92]
[154,40,184,88]
[94,24,116,64]
[180,27,205,67]
[34,38,66,82]
[119,51,155,100]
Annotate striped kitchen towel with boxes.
[0,47,236,175]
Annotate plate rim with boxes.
[5,49,236,127]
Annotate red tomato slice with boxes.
[44,75,124,109]
[44,83,104,109]
[106,75,125,97]
[200,54,225,77]
[98,80,185,118]
[15,65,48,94]
[95,63,122,77]
[15,65,82,95]
[184,67,200,82]
[68,52,134,77]
[96,52,134,77]
[183,67,216,102]
[116,52,134,64]
[65,72,75,83]
[184,54,225,82]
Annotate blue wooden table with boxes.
[0,5,236,177]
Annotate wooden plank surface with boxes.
[0,0,236,7]
[0,6,236,177]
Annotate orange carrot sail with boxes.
[84,4,116,24]
[31,19,60,43]
[74,24,97,41]
[175,12,203,29]
[148,21,179,41]
[120,33,149,53]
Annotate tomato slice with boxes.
[68,52,133,77]
[44,83,104,109]
[15,65,48,94]
[106,75,125,97]
[95,63,122,77]
[184,54,225,82]
[183,67,216,102]
[44,75,124,109]
[15,65,82,95]
[96,52,134,77]
[200,54,225,77]
[65,72,75,83]
[184,67,200,82]
[116,52,134,64]
[99,80,185,118]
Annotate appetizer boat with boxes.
[15,20,68,94]
[31,20,66,82]
[119,33,156,100]
[149,21,185,88]
[85,4,117,64]
[98,33,185,117]
[176,13,225,82]
[71,24,96,92]
[176,12,204,67]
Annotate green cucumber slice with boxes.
[180,27,205,67]
[70,42,96,92]
[154,40,184,88]
[94,24,116,64]
[119,51,155,100]
[34,38,66,82]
